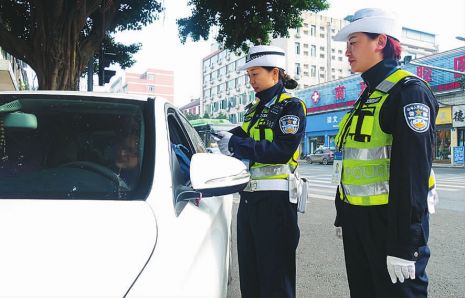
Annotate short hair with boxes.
[365,33,402,61]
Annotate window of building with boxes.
[295,42,301,55]
[310,25,316,36]
[338,57,343,61]
[338,49,343,54]
[320,53,325,58]
[148,85,155,92]
[310,45,316,57]
[304,64,309,69]
[295,63,301,76]
[147,74,155,80]
[304,43,309,48]
[303,71,309,77]
[320,33,325,38]
[320,46,325,51]
[304,30,309,35]
[332,55,335,60]
[311,65,316,77]
[320,26,325,31]
[304,51,309,56]
[332,48,335,53]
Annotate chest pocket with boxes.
[348,106,376,142]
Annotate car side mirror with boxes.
[190,153,250,197]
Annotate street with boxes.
[227,163,465,298]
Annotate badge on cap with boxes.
[403,103,430,133]
[279,115,300,134]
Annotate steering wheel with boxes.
[61,161,130,191]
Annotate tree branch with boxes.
[0,27,33,66]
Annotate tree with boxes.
[177,0,329,52]
[0,1,163,90]
[215,112,227,120]
[185,112,200,120]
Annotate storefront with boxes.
[304,110,349,154]
[452,104,465,166]
[435,107,452,161]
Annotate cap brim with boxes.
[237,55,286,71]
[333,16,400,41]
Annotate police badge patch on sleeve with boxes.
[403,103,430,133]
[279,115,300,134]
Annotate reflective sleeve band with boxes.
[243,179,289,192]
[343,146,391,160]
[250,164,292,179]
[429,169,436,190]
[342,181,389,197]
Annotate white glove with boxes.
[386,256,416,284]
[427,187,439,214]
[427,169,439,214]
[335,227,343,240]
[216,131,233,156]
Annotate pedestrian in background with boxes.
[332,8,439,298]
[216,45,306,298]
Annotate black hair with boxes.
[364,32,402,61]
[262,66,298,89]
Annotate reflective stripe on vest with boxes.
[241,92,306,179]
[336,69,413,205]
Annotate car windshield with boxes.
[0,94,147,200]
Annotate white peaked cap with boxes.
[333,8,402,42]
[238,45,286,71]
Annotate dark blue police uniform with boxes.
[334,59,439,298]
[228,81,306,298]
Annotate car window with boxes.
[0,95,148,200]
[178,112,206,154]
[314,150,322,154]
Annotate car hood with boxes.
[0,200,157,297]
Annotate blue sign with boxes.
[453,146,464,164]
[306,110,349,133]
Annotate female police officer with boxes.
[332,8,438,298]
[216,45,306,298]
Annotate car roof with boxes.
[0,91,164,103]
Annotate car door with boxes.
[0,93,157,297]
[313,149,323,163]
[127,103,232,297]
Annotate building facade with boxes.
[0,47,28,91]
[180,98,201,116]
[201,12,438,124]
[110,68,174,103]
[295,47,465,166]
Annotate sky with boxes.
[114,0,465,107]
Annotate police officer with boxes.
[216,45,306,298]
[332,8,439,298]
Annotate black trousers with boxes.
[340,202,430,298]
[237,190,300,298]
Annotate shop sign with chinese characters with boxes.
[452,105,465,127]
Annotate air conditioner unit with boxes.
[218,77,223,81]
[209,64,213,69]
[295,74,301,80]
[210,80,214,85]
[226,90,230,95]
[245,83,251,88]
[218,60,223,65]
[295,33,301,38]
[226,55,231,61]
[236,87,241,92]
[236,70,240,74]
[226,73,231,78]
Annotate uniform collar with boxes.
[361,59,399,93]
[256,81,284,106]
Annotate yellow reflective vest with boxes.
[241,92,306,180]
[335,69,435,206]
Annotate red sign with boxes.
[335,85,346,100]
[454,55,465,78]
[416,66,432,82]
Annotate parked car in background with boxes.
[0,91,250,297]
[305,147,335,165]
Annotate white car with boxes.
[0,91,249,297]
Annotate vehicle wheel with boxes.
[322,158,328,165]
[307,158,313,164]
